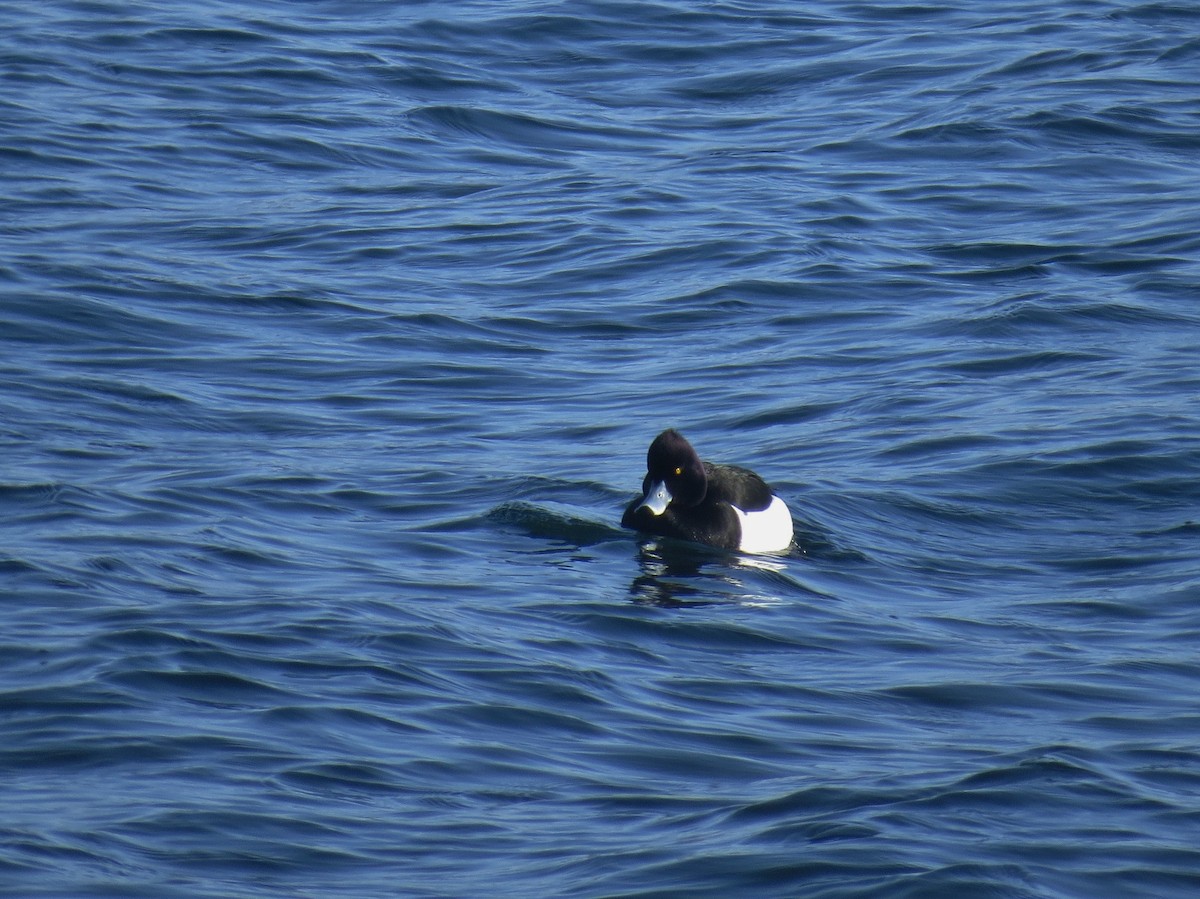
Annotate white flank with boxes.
[732,496,794,554]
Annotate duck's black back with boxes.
[702,462,774,513]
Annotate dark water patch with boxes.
[277,761,402,798]
[406,104,656,157]
[106,667,296,707]
[475,500,624,546]
[936,349,1115,377]
[882,681,1058,714]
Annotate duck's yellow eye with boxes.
[674,467,683,476]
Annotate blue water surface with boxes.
[3,1,1200,896]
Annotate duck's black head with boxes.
[640,428,707,511]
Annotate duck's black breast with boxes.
[623,496,743,550]
[702,462,774,513]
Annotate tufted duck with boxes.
[621,429,793,553]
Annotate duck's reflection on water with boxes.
[628,539,789,608]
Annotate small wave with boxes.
[406,104,656,156]
[482,500,625,546]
